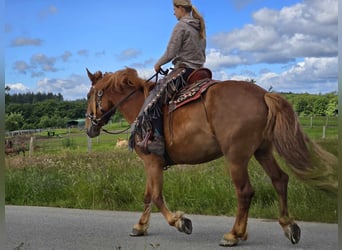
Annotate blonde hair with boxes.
[191,5,206,39]
[175,4,206,40]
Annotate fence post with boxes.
[87,136,92,153]
[29,137,34,157]
[310,116,313,128]
[322,126,326,139]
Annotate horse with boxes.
[5,140,26,156]
[85,67,337,247]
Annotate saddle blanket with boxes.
[168,79,220,112]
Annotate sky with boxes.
[5,0,338,100]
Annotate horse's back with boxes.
[206,80,267,112]
[165,81,269,163]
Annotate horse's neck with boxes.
[118,90,145,124]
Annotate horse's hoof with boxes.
[174,212,192,234]
[129,228,147,237]
[219,238,238,247]
[284,223,301,244]
[219,233,240,247]
[181,217,192,235]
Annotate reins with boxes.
[145,68,169,85]
[97,68,169,135]
[99,89,137,135]
[102,126,131,135]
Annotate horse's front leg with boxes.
[130,181,153,236]
[130,158,192,236]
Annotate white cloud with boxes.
[210,0,337,64]
[257,57,337,93]
[207,0,337,94]
[77,49,89,57]
[39,5,58,19]
[30,53,58,73]
[61,51,72,62]
[7,83,31,93]
[36,74,90,100]
[205,48,246,69]
[232,0,254,10]
[116,48,142,61]
[11,37,42,47]
[13,61,31,74]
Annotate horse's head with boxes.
[85,67,150,138]
[85,69,115,138]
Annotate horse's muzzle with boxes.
[86,125,101,138]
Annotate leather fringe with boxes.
[129,72,187,149]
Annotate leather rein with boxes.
[87,89,137,135]
[87,68,169,135]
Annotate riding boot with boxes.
[136,129,165,156]
[147,134,165,156]
[136,116,165,156]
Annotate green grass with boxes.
[5,146,337,223]
[5,119,338,223]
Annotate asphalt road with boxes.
[5,206,338,250]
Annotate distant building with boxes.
[66,119,85,128]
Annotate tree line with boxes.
[282,92,338,117]
[4,87,338,132]
[5,90,87,131]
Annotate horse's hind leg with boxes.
[254,146,301,244]
[220,159,255,246]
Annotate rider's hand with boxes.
[154,63,161,73]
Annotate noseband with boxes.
[86,87,137,130]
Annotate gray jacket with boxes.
[156,16,206,69]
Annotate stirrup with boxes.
[136,131,152,154]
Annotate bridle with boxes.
[86,87,137,134]
[86,68,169,135]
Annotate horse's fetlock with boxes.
[174,211,184,219]
[279,216,294,227]
[171,211,184,228]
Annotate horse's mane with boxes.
[95,68,153,97]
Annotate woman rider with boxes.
[131,0,206,156]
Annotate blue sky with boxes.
[5,0,338,100]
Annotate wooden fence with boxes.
[4,116,337,156]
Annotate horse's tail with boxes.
[263,92,337,195]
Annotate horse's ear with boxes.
[86,68,96,85]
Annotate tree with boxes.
[294,96,313,116]
[5,86,11,103]
[326,95,338,116]
[313,96,329,116]
[38,115,53,128]
[5,112,24,131]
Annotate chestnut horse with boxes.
[85,68,335,247]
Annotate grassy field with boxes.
[5,116,338,223]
